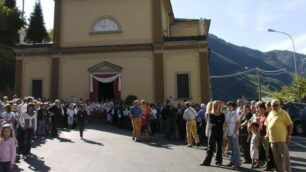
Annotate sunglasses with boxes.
[272,104,279,107]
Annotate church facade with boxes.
[15,0,211,103]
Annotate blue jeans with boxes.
[23,128,34,155]
[228,136,241,166]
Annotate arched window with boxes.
[90,16,122,34]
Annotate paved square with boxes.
[15,123,306,172]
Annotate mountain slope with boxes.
[208,34,302,101]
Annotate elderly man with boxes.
[183,101,200,147]
[130,100,141,142]
[265,99,293,172]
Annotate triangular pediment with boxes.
[88,61,122,73]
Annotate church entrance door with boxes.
[88,61,122,101]
[98,82,114,101]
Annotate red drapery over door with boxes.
[90,74,121,101]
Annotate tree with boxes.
[0,0,24,92]
[26,2,49,43]
[272,75,306,103]
[0,44,15,91]
[4,0,15,8]
[0,0,25,46]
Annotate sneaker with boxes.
[231,165,241,170]
[187,144,193,148]
[226,163,233,167]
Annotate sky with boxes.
[16,0,306,54]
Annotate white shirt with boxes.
[67,109,75,118]
[183,107,198,121]
[226,111,240,136]
[21,103,27,113]
[19,111,37,131]
[151,108,157,119]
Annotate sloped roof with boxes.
[88,61,122,73]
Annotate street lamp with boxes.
[268,29,299,101]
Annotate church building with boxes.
[15,0,211,103]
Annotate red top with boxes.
[259,112,268,136]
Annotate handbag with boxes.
[205,113,211,137]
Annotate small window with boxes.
[90,16,121,34]
[176,73,190,99]
[32,79,42,99]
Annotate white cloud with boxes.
[265,33,306,54]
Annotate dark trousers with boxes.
[266,144,276,169]
[240,134,251,162]
[150,119,157,135]
[0,162,11,172]
[23,128,34,155]
[16,126,24,154]
[178,119,186,140]
[166,118,176,139]
[51,121,58,137]
[203,132,223,165]
[197,122,206,144]
[79,121,85,137]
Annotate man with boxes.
[183,101,200,147]
[265,99,293,172]
[130,100,141,142]
[161,100,177,140]
[48,100,61,138]
[197,103,206,144]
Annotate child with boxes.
[0,124,16,172]
[249,122,260,168]
[77,104,87,138]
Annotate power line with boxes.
[210,67,287,79]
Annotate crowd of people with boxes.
[0,96,91,172]
[201,99,293,172]
[0,95,293,172]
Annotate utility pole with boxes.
[22,0,25,17]
[256,68,262,100]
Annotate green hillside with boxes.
[208,34,306,101]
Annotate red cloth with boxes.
[90,74,121,101]
[141,114,149,126]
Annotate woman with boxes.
[201,100,225,166]
[240,105,253,164]
[225,101,241,170]
[150,104,158,136]
[19,103,37,157]
[66,103,75,129]
[1,104,15,127]
[141,100,151,140]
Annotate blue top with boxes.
[130,106,141,118]
[196,109,205,122]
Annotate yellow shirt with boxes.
[266,109,293,142]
